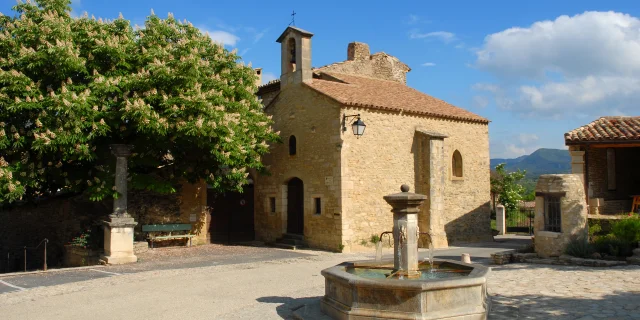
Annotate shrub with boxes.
[565,237,593,258]
[611,216,640,244]
[588,221,602,240]
[592,234,634,257]
[69,224,103,249]
[369,234,381,244]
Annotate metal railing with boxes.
[4,238,48,273]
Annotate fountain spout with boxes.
[379,231,393,246]
[383,184,427,279]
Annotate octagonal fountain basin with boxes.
[321,259,490,320]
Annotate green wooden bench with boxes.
[142,224,195,248]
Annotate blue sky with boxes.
[3,0,640,158]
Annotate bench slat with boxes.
[152,235,195,240]
[142,224,192,232]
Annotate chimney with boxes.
[347,42,370,61]
[254,68,262,87]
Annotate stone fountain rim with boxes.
[321,258,489,290]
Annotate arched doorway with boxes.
[207,180,255,243]
[287,178,304,235]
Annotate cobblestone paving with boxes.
[488,263,640,319]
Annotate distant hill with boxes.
[490,148,571,179]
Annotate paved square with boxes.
[1,241,638,320]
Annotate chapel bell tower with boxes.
[276,26,313,89]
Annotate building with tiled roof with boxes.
[565,116,640,145]
[245,26,492,252]
[565,116,640,215]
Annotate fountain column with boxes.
[383,184,427,278]
[101,144,138,265]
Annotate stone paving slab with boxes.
[488,263,640,320]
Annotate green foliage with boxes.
[611,216,640,244]
[564,237,593,258]
[491,163,526,213]
[522,190,536,201]
[592,234,634,257]
[369,234,380,244]
[338,244,345,252]
[0,0,279,204]
[588,220,602,240]
[587,217,640,257]
[69,225,102,248]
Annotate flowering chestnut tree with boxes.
[0,0,278,203]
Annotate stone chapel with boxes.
[251,26,492,252]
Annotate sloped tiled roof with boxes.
[565,116,640,144]
[304,72,489,124]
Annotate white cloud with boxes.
[475,11,640,118]
[410,30,456,43]
[408,15,420,25]
[517,133,539,145]
[472,95,489,108]
[472,83,500,93]
[199,28,240,46]
[421,62,436,67]
[253,30,266,43]
[261,72,277,84]
[491,134,541,158]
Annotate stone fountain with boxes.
[320,185,490,320]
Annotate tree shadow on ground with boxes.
[490,291,640,319]
[256,296,324,319]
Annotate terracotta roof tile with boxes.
[565,116,640,144]
[304,72,489,124]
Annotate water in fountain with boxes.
[375,241,383,262]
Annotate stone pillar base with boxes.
[102,216,138,265]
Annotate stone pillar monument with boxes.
[383,185,427,279]
[101,144,138,264]
[496,204,506,235]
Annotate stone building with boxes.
[565,116,640,215]
[252,26,492,252]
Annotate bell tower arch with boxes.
[276,26,314,89]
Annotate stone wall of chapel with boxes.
[254,84,344,251]
[339,108,492,252]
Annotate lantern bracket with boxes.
[342,114,361,132]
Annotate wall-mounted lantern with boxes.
[343,114,366,138]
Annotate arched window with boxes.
[452,150,463,178]
[289,135,297,155]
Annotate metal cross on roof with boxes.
[289,10,296,26]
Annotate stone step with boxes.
[276,238,307,246]
[282,233,305,241]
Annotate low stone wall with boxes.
[490,250,628,267]
[63,245,102,267]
